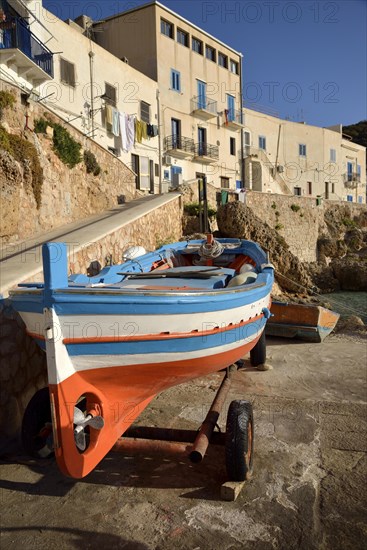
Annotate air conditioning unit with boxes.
[163,155,172,165]
[277,165,284,173]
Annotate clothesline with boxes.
[105,105,159,153]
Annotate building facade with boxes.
[92,1,244,192]
[243,108,366,203]
[0,0,161,193]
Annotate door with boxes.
[198,127,207,156]
[197,80,207,110]
[227,94,235,122]
[325,181,329,199]
[171,118,181,149]
[347,162,353,182]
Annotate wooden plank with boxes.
[221,481,246,501]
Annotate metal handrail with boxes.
[191,95,217,114]
[226,108,242,124]
[194,143,219,159]
[164,135,195,153]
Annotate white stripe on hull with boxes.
[20,295,270,339]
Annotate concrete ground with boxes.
[1,334,366,550]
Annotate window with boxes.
[161,18,173,38]
[294,187,302,196]
[155,163,159,177]
[347,195,353,202]
[60,58,76,87]
[163,170,170,180]
[299,144,306,157]
[177,28,188,46]
[308,181,312,195]
[331,182,335,194]
[259,135,266,150]
[230,59,239,74]
[330,148,336,162]
[105,83,117,106]
[205,45,216,62]
[347,161,353,181]
[218,52,228,68]
[192,37,203,54]
[230,137,236,156]
[220,177,230,189]
[358,196,363,203]
[140,101,150,123]
[171,69,181,92]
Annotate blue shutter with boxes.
[197,80,206,109]
[227,95,235,121]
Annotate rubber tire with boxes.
[225,400,254,482]
[21,387,53,458]
[250,330,266,367]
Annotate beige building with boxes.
[0,0,161,192]
[92,1,244,192]
[243,108,366,203]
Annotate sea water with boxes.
[320,291,367,324]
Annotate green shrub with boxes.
[271,202,276,209]
[0,125,43,208]
[84,150,101,176]
[275,223,284,231]
[0,90,16,119]
[52,123,82,168]
[290,204,301,212]
[184,202,217,219]
[34,118,49,134]
[275,210,280,217]
[342,217,357,229]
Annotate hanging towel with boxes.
[105,105,113,129]
[126,115,135,151]
[119,112,127,152]
[221,190,228,205]
[135,119,143,143]
[112,108,120,137]
[152,125,159,137]
[141,121,147,141]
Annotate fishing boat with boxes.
[10,236,274,479]
[265,301,340,342]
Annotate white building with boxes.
[243,108,366,203]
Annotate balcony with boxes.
[224,108,244,129]
[193,143,219,164]
[343,173,361,187]
[0,16,54,82]
[164,135,195,159]
[191,96,217,120]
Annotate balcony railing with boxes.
[194,142,219,160]
[164,135,195,154]
[0,16,54,77]
[343,173,361,185]
[191,95,217,115]
[224,108,243,126]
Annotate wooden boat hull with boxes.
[10,239,274,478]
[266,301,340,343]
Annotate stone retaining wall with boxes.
[0,195,182,452]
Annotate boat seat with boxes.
[227,272,258,287]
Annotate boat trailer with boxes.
[112,363,254,501]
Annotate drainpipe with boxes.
[239,53,244,188]
[89,49,95,138]
[156,88,163,194]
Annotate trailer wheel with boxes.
[225,400,254,481]
[21,387,54,458]
[250,330,266,367]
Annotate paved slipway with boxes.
[1,335,366,550]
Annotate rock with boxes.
[335,315,366,333]
[331,256,367,291]
[344,229,364,252]
[217,202,313,293]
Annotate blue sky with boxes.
[43,0,367,127]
